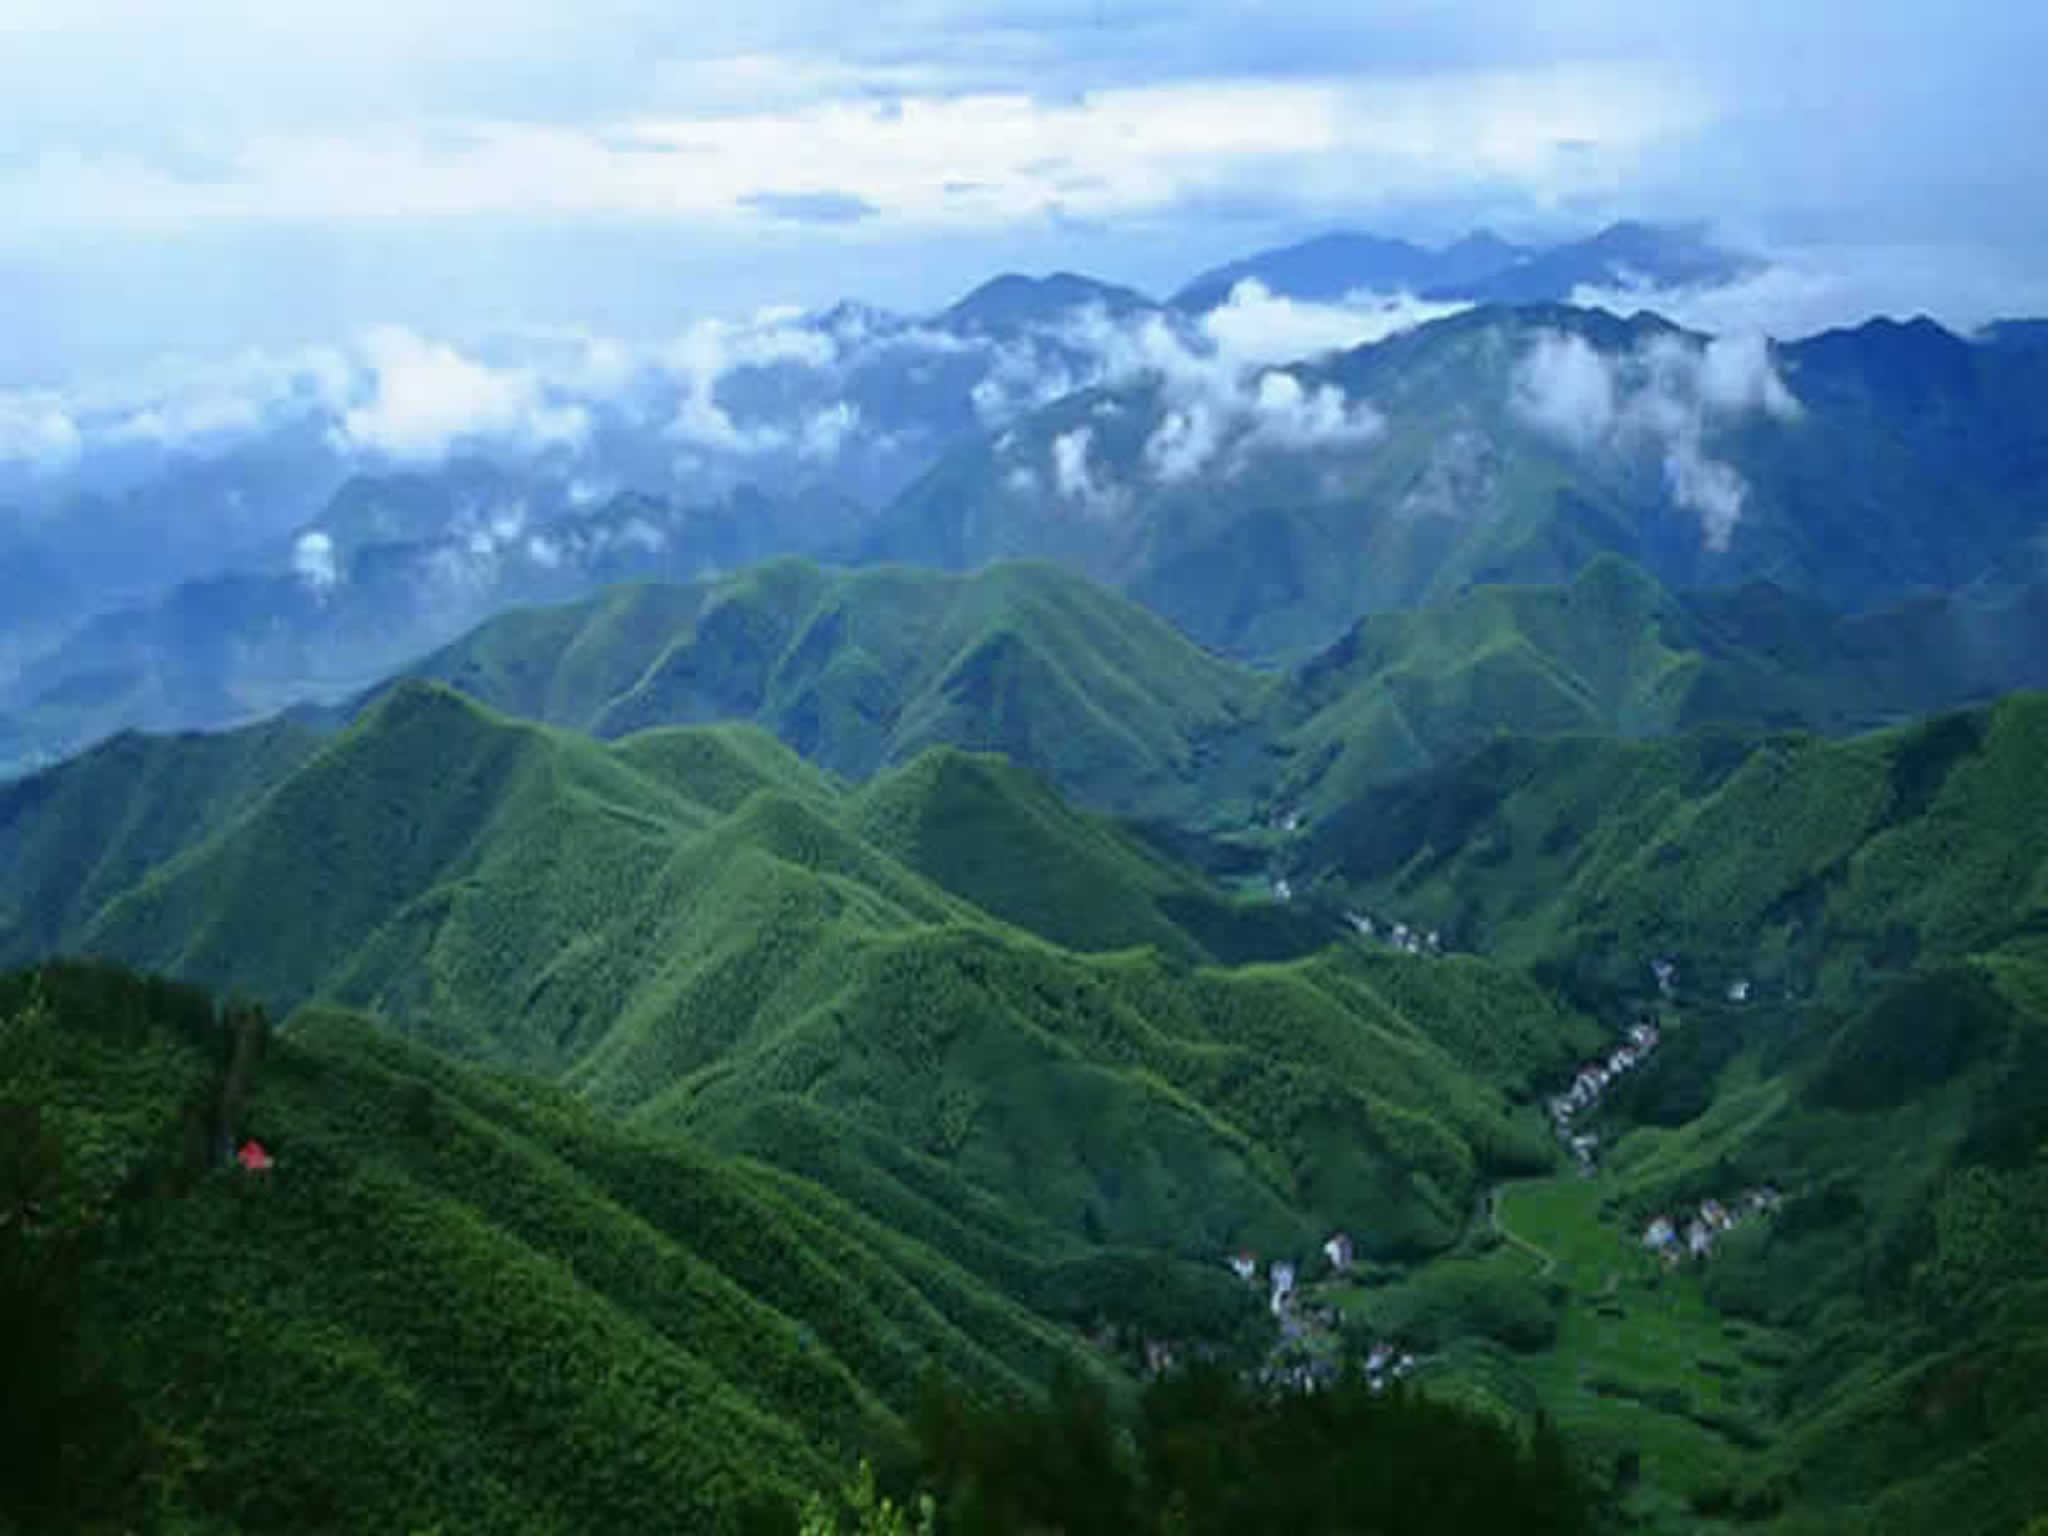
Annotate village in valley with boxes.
[1177,945,1790,1395]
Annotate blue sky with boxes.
[3,0,2044,382]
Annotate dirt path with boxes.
[1488,1182,1559,1279]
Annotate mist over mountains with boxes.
[4,215,2044,777]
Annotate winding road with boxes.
[1487,1182,1559,1278]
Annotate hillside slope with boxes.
[401,558,1269,822]
[360,553,2048,838]
[0,961,1110,1534]
[1268,555,2048,815]
[1306,691,2048,1007]
[1,683,1596,1266]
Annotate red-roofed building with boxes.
[237,1140,274,1173]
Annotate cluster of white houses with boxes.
[1547,1019,1661,1169]
[1231,1235,1353,1315]
[1230,1233,1420,1393]
[1344,911,1443,956]
[1641,1187,1782,1264]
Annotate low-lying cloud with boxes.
[1511,328,1802,551]
[1050,424,1123,517]
[291,529,339,594]
[1570,243,2048,342]
[1199,280,1468,371]
[339,326,592,461]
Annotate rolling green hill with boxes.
[0,681,1595,1269]
[398,558,1268,825]
[1266,555,2048,816]
[359,553,2048,841]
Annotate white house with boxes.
[1686,1219,1713,1258]
[1643,1216,1677,1250]
[1229,1251,1258,1283]
[1272,877,1293,903]
[1322,1232,1355,1272]
[1727,978,1751,1004]
[1269,1260,1297,1315]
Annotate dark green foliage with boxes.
[1353,1257,1565,1353]
[897,1362,1595,1535]
[1806,965,2013,1113]
[0,961,1123,1534]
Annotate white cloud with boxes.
[659,311,834,454]
[1143,401,1225,483]
[1050,424,1122,516]
[109,391,265,445]
[0,390,81,468]
[1663,443,1748,554]
[1509,326,1801,551]
[525,533,562,568]
[797,400,858,460]
[1698,332,1802,420]
[1510,332,1616,449]
[1571,244,2048,342]
[616,515,667,553]
[1199,279,1468,368]
[292,529,339,594]
[338,325,590,460]
[1047,298,1394,482]
[1241,369,1386,454]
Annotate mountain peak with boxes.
[941,271,1155,332]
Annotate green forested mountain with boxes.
[374,552,2048,831]
[1292,697,2048,1532]
[396,558,1266,823]
[0,681,1592,1268]
[1266,555,2048,815]
[8,540,2048,1533]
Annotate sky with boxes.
[3,0,2045,385]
